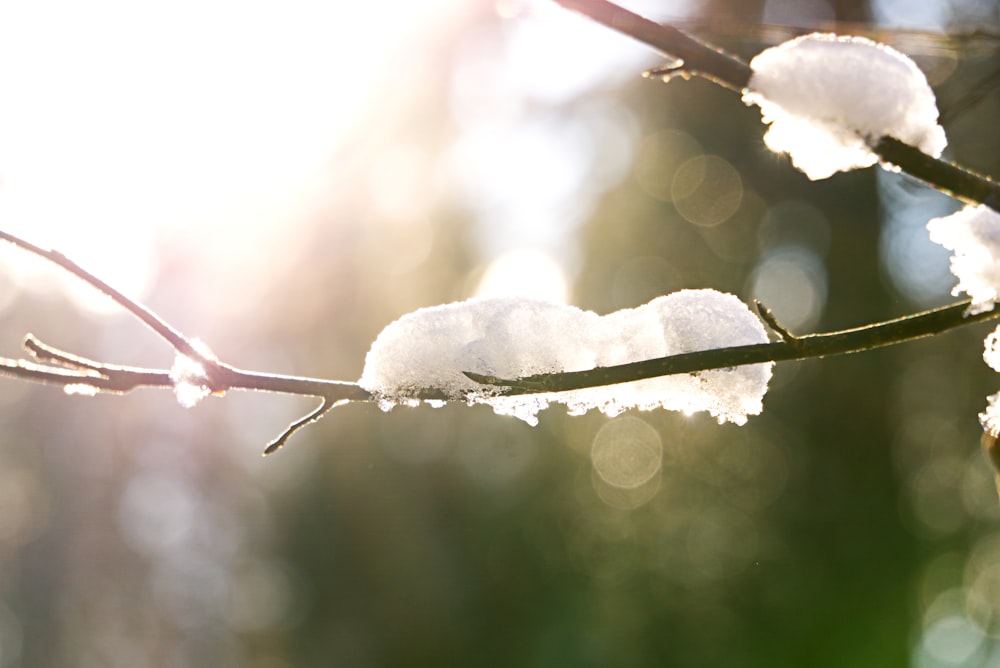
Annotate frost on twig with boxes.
[169,340,217,408]
[359,289,773,426]
[742,33,947,180]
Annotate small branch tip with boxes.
[754,301,797,343]
[24,334,108,373]
[463,370,503,385]
[643,59,686,81]
[263,397,340,455]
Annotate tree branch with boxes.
[466,299,1000,394]
[556,0,753,89]
[2,332,372,402]
[0,231,214,372]
[3,222,999,450]
[0,230,375,453]
[3,3,1000,451]
[553,0,1000,212]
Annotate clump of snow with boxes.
[927,205,1000,315]
[171,354,211,408]
[981,392,1000,437]
[944,208,1000,437]
[169,339,217,408]
[359,289,773,426]
[742,33,947,180]
[985,325,1000,372]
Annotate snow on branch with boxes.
[554,0,1000,211]
[742,33,946,180]
[3,224,1000,453]
[928,205,1000,315]
[359,291,772,426]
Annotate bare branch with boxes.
[0,230,225,382]
[0,230,378,451]
[0,352,171,393]
[2,332,374,452]
[25,333,127,373]
[753,301,798,343]
[553,0,752,89]
[871,137,1000,211]
[264,397,341,456]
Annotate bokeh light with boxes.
[749,246,827,330]
[878,170,957,305]
[633,129,704,203]
[590,415,662,490]
[672,155,743,228]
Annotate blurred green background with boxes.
[0,0,999,666]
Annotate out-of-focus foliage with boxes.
[0,0,999,666]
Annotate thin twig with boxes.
[0,353,171,393]
[753,301,798,343]
[0,229,377,451]
[0,231,226,384]
[555,0,752,89]
[872,137,1000,210]
[2,331,374,453]
[264,397,339,455]
[8,334,371,402]
[25,333,120,373]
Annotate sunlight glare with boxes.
[475,249,570,303]
[502,0,659,104]
[0,0,462,311]
[448,116,596,256]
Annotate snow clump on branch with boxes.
[743,33,947,180]
[928,205,1000,436]
[359,289,773,426]
[927,205,1000,316]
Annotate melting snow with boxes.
[743,33,947,180]
[359,289,773,425]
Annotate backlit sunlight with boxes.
[475,248,570,302]
[0,0,463,310]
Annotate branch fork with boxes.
[0,230,372,454]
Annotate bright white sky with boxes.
[0,0,670,313]
[1,0,965,318]
[0,0,464,307]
